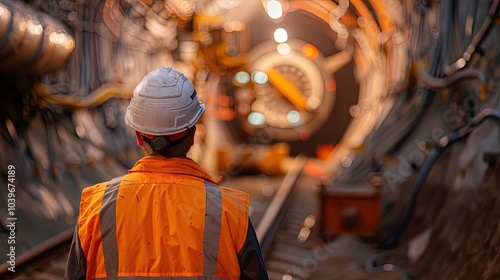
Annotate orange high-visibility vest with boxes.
[77,156,250,279]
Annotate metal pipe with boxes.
[0,227,74,276]
[443,0,500,76]
[380,108,500,249]
[365,251,410,280]
[33,82,134,109]
[256,155,307,256]
[416,60,487,89]
[0,0,75,75]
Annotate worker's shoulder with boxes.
[80,178,114,200]
[82,181,106,192]
[218,185,250,203]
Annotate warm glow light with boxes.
[223,21,245,32]
[27,19,43,35]
[297,227,311,243]
[341,155,353,167]
[19,21,27,31]
[235,71,250,84]
[287,110,301,125]
[276,43,290,55]
[248,112,265,126]
[301,44,319,60]
[65,38,75,50]
[49,32,65,45]
[306,96,321,111]
[266,0,282,19]
[273,28,288,43]
[48,31,75,50]
[251,71,268,84]
[304,215,316,228]
[0,4,9,18]
[326,79,337,92]
[261,185,274,196]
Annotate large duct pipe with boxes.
[0,0,75,75]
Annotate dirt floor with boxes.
[378,144,500,279]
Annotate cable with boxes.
[33,83,133,109]
[380,108,500,249]
[443,0,500,75]
[379,147,443,249]
[365,251,410,280]
[416,61,486,90]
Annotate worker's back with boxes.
[73,156,251,279]
[65,66,268,280]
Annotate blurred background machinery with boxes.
[0,0,499,279]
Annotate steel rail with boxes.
[256,154,308,256]
[0,227,74,277]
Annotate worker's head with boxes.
[124,66,205,157]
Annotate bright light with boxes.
[287,110,301,125]
[304,215,316,228]
[0,4,9,18]
[49,32,68,45]
[276,43,290,55]
[27,19,43,35]
[248,112,265,126]
[273,28,288,43]
[65,37,75,50]
[251,71,268,84]
[47,31,75,50]
[341,155,353,167]
[266,0,282,19]
[235,71,250,84]
[261,185,274,196]
[306,96,321,111]
[223,21,245,32]
[297,227,311,243]
[19,21,27,31]
[301,44,318,59]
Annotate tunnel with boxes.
[0,0,499,279]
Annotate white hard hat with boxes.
[124,67,205,135]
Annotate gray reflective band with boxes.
[100,176,124,277]
[98,179,224,278]
[203,182,223,276]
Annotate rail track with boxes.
[1,155,321,280]
[258,156,325,280]
[1,229,73,280]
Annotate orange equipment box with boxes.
[319,179,382,239]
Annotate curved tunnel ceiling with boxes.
[196,0,407,155]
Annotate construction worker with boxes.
[64,66,269,280]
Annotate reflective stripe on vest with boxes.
[203,181,222,275]
[100,176,123,277]
[99,178,224,278]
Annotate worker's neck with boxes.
[149,152,187,158]
[144,145,189,158]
